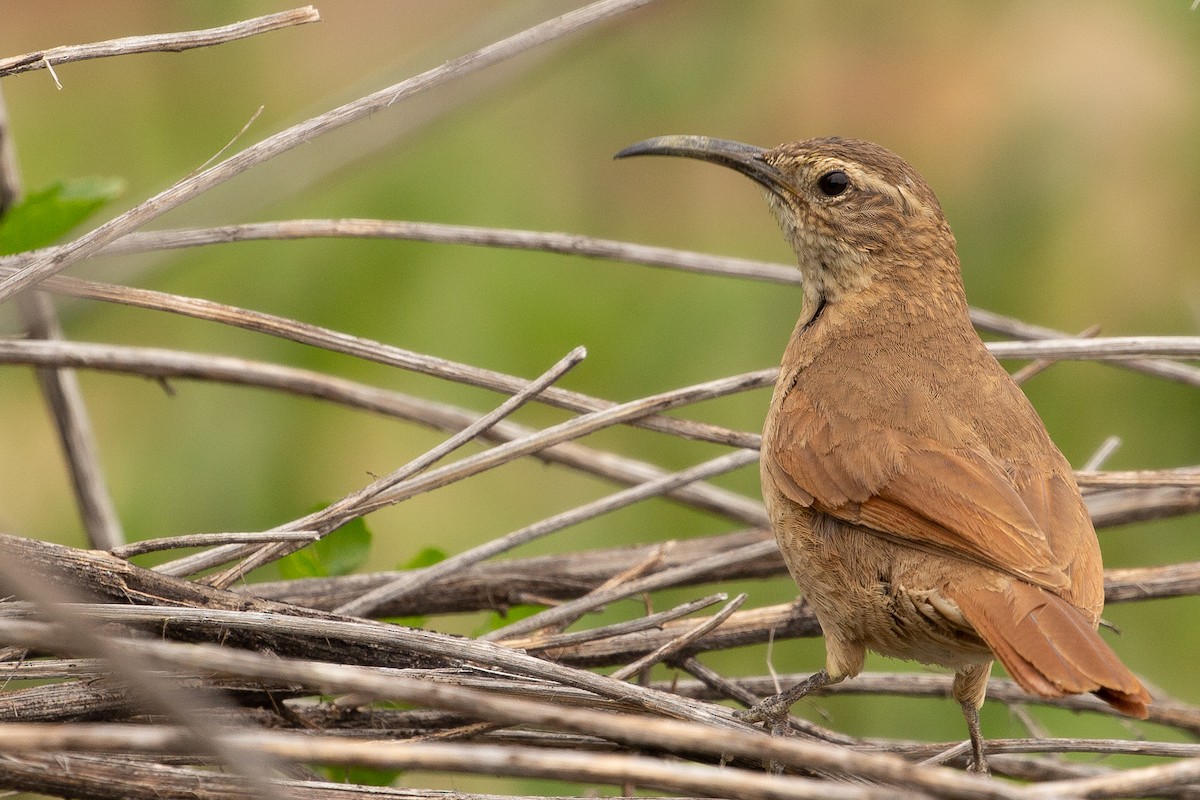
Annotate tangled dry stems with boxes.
[0,4,1197,800]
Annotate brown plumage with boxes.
[616,135,1149,772]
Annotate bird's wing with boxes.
[763,382,1072,592]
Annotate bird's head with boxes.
[616,135,960,315]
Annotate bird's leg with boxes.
[959,699,989,774]
[736,668,842,734]
[952,663,991,774]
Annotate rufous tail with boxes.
[950,581,1150,718]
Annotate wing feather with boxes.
[764,382,1074,592]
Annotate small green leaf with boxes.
[277,516,372,579]
[0,178,124,255]
[474,603,543,637]
[321,764,401,786]
[377,547,448,628]
[399,546,446,571]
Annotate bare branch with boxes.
[0,619,1022,800]
[0,558,286,800]
[6,219,1196,386]
[609,592,746,680]
[970,307,1200,387]
[110,531,319,559]
[0,8,321,78]
[0,723,931,800]
[16,293,124,548]
[988,336,1200,361]
[1077,468,1200,488]
[25,273,763,448]
[481,539,781,642]
[205,346,589,589]
[335,449,759,617]
[0,219,800,284]
[168,371,765,579]
[0,88,123,548]
[0,0,656,302]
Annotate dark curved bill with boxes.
[614,135,789,195]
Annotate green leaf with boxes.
[277,516,372,579]
[399,546,446,571]
[321,764,401,786]
[0,178,124,255]
[474,603,543,637]
[377,547,448,629]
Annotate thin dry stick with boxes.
[988,336,1200,360]
[15,294,124,548]
[336,448,759,617]
[1009,324,1101,385]
[971,306,1200,387]
[110,531,320,559]
[241,539,1195,623]
[0,619,1022,800]
[0,566,285,800]
[170,369,767,582]
[481,539,781,642]
[680,672,1200,735]
[1076,469,1200,488]
[1023,758,1200,800]
[522,543,679,639]
[0,725,924,800]
[206,346,588,589]
[0,88,123,549]
[508,592,729,651]
[25,273,762,448]
[7,219,1195,386]
[0,0,656,302]
[0,8,321,78]
[1083,435,1123,472]
[0,753,629,800]
[896,737,1200,760]
[339,374,760,520]
[609,592,746,681]
[0,338,508,420]
[675,656,856,744]
[3,219,800,284]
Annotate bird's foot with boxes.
[734,668,835,736]
[734,693,792,728]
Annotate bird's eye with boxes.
[817,170,850,197]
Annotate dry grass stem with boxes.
[338,449,758,617]
[0,8,321,78]
[1009,324,1101,385]
[988,336,1200,360]
[207,346,589,589]
[0,91,123,550]
[25,273,762,447]
[110,530,321,558]
[608,592,747,680]
[479,539,781,642]
[0,0,654,302]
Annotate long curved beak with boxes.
[614,135,790,196]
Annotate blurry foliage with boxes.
[277,513,373,579]
[0,177,122,254]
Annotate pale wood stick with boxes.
[0,8,321,78]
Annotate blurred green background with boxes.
[1,0,1197,789]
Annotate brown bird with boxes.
[615,135,1150,772]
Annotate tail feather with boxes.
[951,581,1150,718]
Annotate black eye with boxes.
[817,170,850,197]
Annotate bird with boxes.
[615,134,1150,773]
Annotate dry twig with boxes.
[0,8,321,78]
